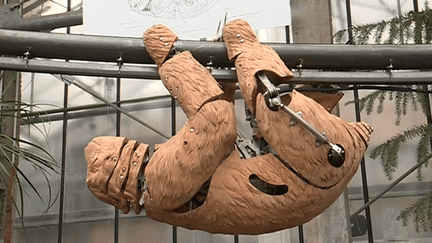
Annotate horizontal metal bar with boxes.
[24,96,172,125]
[1,9,83,31]
[2,56,432,85]
[1,29,432,70]
[0,56,161,79]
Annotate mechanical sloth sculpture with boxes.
[84,19,373,235]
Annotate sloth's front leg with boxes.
[142,24,237,212]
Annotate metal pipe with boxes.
[0,57,161,80]
[1,9,82,31]
[4,56,432,85]
[2,29,432,70]
[345,0,354,44]
[23,97,173,125]
[57,82,68,243]
[353,85,374,242]
[413,0,419,12]
[351,154,432,217]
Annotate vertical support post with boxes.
[57,82,68,243]
[345,1,373,241]
[58,3,71,242]
[298,225,304,243]
[413,0,419,12]
[353,85,374,243]
[171,97,177,243]
[345,0,354,44]
[115,76,121,243]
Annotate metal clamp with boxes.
[116,53,124,75]
[256,73,345,167]
[23,50,31,68]
[235,131,258,159]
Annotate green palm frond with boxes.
[0,98,60,222]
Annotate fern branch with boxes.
[370,124,432,179]
[398,192,432,232]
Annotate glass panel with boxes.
[119,216,172,243]
[177,227,235,243]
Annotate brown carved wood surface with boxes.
[223,20,294,115]
[143,24,178,67]
[85,137,149,214]
[84,19,373,235]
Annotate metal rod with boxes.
[0,57,160,80]
[413,0,419,12]
[3,29,432,70]
[22,96,174,125]
[345,0,354,44]
[114,76,121,243]
[298,224,304,243]
[53,75,170,139]
[353,85,374,242]
[351,154,432,217]
[1,9,82,31]
[172,226,177,243]
[57,83,68,243]
[279,104,328,143]
[4,57,432,85]
[59,3,72,240]
[20,94,171,118]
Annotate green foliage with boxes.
[337,6,432,232]
[398,192,432,232]
[335,8,432,44]
[0,98,60,220]
[369,124,432,180]
[346,88,419,125]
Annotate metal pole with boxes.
[58,3,72,242]
[3,29,432,70]
[298,224,304,243]
[0,9,83,31]
[57,81,68,243]
[353,85,374,243]
[4,57,432,85]
[413,0,419,12]
[171,96,177,242]
[351,154,432,217]
[345,0,354,44]
[115,77,121,243]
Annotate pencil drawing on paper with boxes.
[128,0,219,19]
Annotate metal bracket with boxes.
[23,50,31,68]
[297,58,304,77]
[387,58,394,80]
[235,131,258,159]
[256,73,346,167]
[117,53,124,75]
